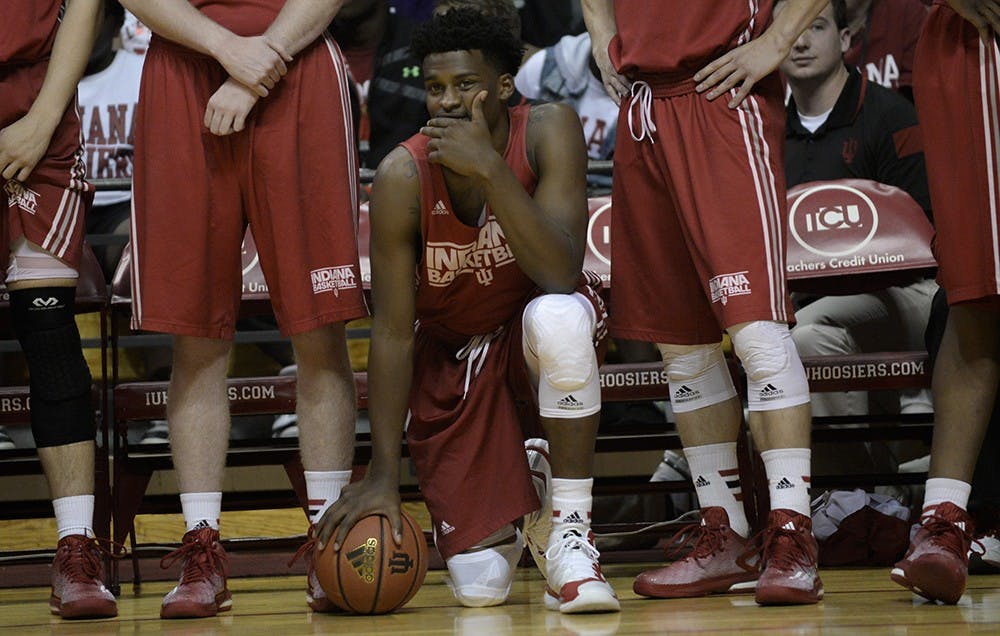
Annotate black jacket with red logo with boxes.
[785,66,931,220]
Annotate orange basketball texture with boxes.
[315,511,428,614]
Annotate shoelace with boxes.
[544,531,601,581]
[662,521,727,563]
[627,81,657,143]
[456,327,502,399]
[921,512,981,557]
[59,536,123,583]
[161,533,229,584]
[738,523,811,573]
[288,528,319,568]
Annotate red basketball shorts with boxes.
[609,75,793,344]
[1,59,90,272]
[914,5,1000,303]
[131,35,367,338]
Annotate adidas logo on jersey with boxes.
[759,383,784,400]
[432,200,449,215]
[439,520,456,535]
[775,477,795,490]
[694,475,711,488]
[557,394,584,410]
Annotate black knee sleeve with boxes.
[10,287,95,448]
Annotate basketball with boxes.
[314,510,428,614]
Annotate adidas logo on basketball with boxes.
[775,477,795,490]
[432,200,449,215]
[439,520,455,535]
[557,394,584,410]
[694,475,710,488]
[759,383,784,400]
[346,537,378,583]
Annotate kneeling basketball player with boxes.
[317,8,619,614]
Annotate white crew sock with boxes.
[923,477,971,517]
[180,492,222,531]
[685,442,749,537]
[305,469,352,524]
[53,495,95,540]
[760,448,812,517]
[550,478,593,542]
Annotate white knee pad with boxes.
[6,237,78,284]
[729,320,810,411]
[523,294,600,418]
[445,526,525,607]
[657,342,738,413]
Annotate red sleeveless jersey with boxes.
[401,105,539,337]
[2,1,60,63]
[611,0,773,79]
[190,0,285,37]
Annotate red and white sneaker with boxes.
[289,525,340,612]
[49,535,118,619]
[891,502,975,604]
[633,507,757,598]
[753,509,823,605]
[523,439,552,580]
[160,526,232,618]
[544,528,619,613]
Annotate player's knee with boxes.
[524,294,596,390]
[5,237,79,283]
[729,321,809,411]
[445,526,523,607]
[656,342,737,413]
[9,286,94,447]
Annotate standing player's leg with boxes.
[632,341,758,599]
[891,304,999,603]
[289,322,356,612]
[8,249,117,619]
[728,320,820,605]
[158,337,233,619]
[159,335,233,619]
[522,293,620,614]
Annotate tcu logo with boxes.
[789,184,879,257]
[803,204,864,232]
[587,199,612,267]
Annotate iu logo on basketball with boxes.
[388,551,414,574]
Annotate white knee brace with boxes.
[523,294,600,418]
[445,526,525,607]
[729,320,810,411]
[657,342,738,413]
[6,237,78,283]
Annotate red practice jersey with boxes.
[2,1,60,63]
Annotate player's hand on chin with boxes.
[421,90,494,177]
[204,78,259,136]
[315,468,403,552]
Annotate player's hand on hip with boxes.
[316,470,403,552]
[215,34,293,97]
[591,34,628,105]
[421,91,495,177]
[947,0,1000,40]
[205,78,260,136]
[695,33,786,109]
[0,113,55,182]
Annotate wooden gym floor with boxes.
[4,566,1000,634]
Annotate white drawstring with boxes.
[627,80,657,143]
[455,327,503,399]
